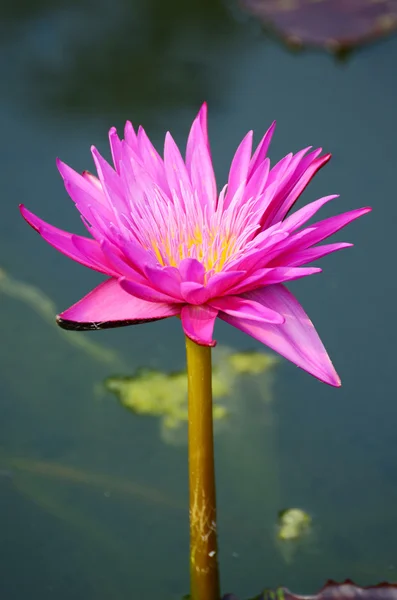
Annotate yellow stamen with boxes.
[150,228,236,273]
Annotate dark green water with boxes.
[0,1,396,598]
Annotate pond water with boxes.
[0,1,396,598]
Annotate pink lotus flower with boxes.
[20,104,370,386]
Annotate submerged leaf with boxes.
[277,508,312,541]
[228,351,278,375]
[274,507,314,565]
[105,346,278,444]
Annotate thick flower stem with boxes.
[185,336,220,600]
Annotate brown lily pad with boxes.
[239,0,397,54]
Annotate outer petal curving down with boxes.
[57,278,180,330]
[219,284,341,386]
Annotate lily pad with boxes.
[260,580,397,599]
[239,0,397,54]
[222,580,397,599]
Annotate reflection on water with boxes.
[0,267,126,369]
[0,468,13,479]
[3,457,183,510]
[12,473,135,599]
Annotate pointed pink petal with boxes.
[120,277,180,303]
[282,195,339,232]
[71,235,122,277]
[57,160,118,243]
[163,132,193,205]
[230,231,289,273]
[57,158,108,209]
[144,265,183,300]
[248,121,276,178]
[190,142,217,210]
[224,268,276,295]
[180,304,218,346]
[57,160,115,237]
[99,239,147,281]
[186,107,217,209]
[109,127,123,173]
[266,152,294,187]
[180,282,210,304]
[137,127,168,191]
[57,278,179,330]
[268,153,332,226]
[82,170,102,191]
[220,285,341,386]
[259,150,324,228]
[228,266,321,294]
[179,258,205,284]
[260,228,315,266]
[114,231,158,273]
[206,271,246,297]
[262,204,368,268]
[224,131,253,208]
[243,157,270,204]
[283,207,371,255]
[181,271,247,303]
[124,120,138,151]
[210,296,284,324]
[198,102,209,149]
[90,146,129,214]
[284,243,353,267]
[275,146,313,192]
[20,205,116,276]
[270,147,321,211]
[186,103,210,166]
[285,147,323,191]
[255,266,321,285]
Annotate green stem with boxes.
[185,336,220,600]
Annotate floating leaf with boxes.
[259,580,397,599]
[239,0,397,54]
[220,581,397,599]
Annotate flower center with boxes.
[150,227,236,274]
